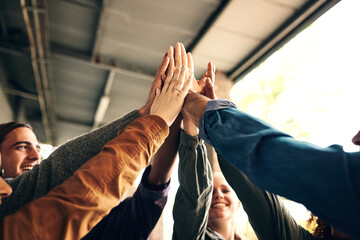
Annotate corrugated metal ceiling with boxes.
[0,0,340,145]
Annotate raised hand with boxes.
[139,51,170,116]
[201,62,217,100]
[186,52,205,94]
[182,61,217,135]
[150,43,192,127]
[186,52,217,98]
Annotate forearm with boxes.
[1,115,169,240]
[82,165,170,240]
[201,106,360,239]
[147,114,181,186]
[172,131,212,240]
[1,110,139,220]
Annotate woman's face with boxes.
[208,173,240,223]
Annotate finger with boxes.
[174,43,181,69]
[179,74,192,99]
[207,62,213,83]
[187,53,194,73]
[169,46,174,67]
[155,88,161,97]
[152,88,161,105]
[187,52,194,80]
[163,59,175,92]
[180,43,187,69]
[173,66,187,92]
[198,77,206,94]
[209,62,216,84]
[169,66,182,91]
[204,77,217,99]
[156,51,168,75]
[159,56,170,83]
[166,46,174,77]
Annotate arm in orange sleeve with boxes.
[0,115,169,240]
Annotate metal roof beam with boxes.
[92,69,115,129]
[90,0,107,61]
[0,41,155,82]
[59,0,101,10]
[187,0,230,52]
[20,0,57,145]
[3,87,38,101]
[0,42,29,57]
[52,44,154,82]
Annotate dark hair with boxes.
[307,213,332,239]
[0,122,33,145]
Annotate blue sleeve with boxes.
[199,102,360,239]
[81,165,169,240]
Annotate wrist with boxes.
[138,104,150,116]
[183,91,209,127]
[183,119,199,136]
[143,165,170,191]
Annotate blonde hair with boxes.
[306,213,332,239]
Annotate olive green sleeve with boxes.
[218,154,319,240]
[172,131,213,240]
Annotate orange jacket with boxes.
[0,115,169,240]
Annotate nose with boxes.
[28,145,40,162]
[213,189,224,199]
[352,130,360,146]
[0,178,12,204]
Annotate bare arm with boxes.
[147,115,181,186]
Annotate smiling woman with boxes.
[0,122,41,178]
[208,172,242,240]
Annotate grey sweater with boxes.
[1,110,139,220]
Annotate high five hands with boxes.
[150,43,192,126]
[145,42,215,128]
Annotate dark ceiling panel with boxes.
[52,56,108,125]
[48,0,99,54]
[0,53,35,93]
